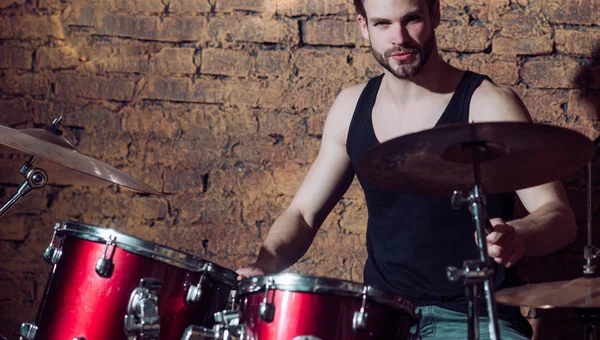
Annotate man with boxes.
[237,0,576,338]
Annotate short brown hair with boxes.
[354,0,437,19]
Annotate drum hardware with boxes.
[259,277,275,322]
[0,155,47,219]
[72,337,86,340]
[124,278,162,339]
[352,286,369,332]
[95,234,116,278]
[186,271,211,304]
[448,151,502,340]
[19,323,37,340]
[181,310,246,340]
[43,223,63,265]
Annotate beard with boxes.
[371,35,435,79]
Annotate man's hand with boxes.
[235,265,269,281]
[474,218,526,268]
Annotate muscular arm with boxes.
[242,85,364,275]
[470,82,577,265]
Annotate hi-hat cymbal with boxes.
[357,122,594,195]
[0,124,162,196]
[496,277,600,309]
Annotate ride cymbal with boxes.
[496,277,600,309]
[357,122,594,195]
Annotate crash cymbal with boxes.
[357,122,594,195]
[496,277,600,309]
[0,124,162,195]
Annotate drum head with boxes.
[239,273,416,317]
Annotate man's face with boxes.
[358,0,438,79]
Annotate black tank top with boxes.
[346,71,519,310]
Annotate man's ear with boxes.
[358,15,370,41]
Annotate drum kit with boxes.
[0,116,598,340]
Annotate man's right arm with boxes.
[236,85,365,278]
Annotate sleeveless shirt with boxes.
[346,71,520,311]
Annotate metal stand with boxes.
[0,156,47,219]
[575,309,600,340]
[447,143,502,340]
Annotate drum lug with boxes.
[186,272,210,304]
[43,223,62,265]
[95,234,116,278]
[124,278,162,339]
[19,323,37,340]
[352,286,369,332]
[259,277,275,323]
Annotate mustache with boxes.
[384,46,419,58]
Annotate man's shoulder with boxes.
[471,78,531,122]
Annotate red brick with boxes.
[0,99,28,125]
[522,57,581,89]
[272,162,308,197]
[0,15,64,40]
[224,79,288,109]
[141,77,226,103]
[254,50,292,77]
[204,17,299,44]
[519,89,569,123]
[201,48,253,77]
[256,110,305,137]
[555,28,600,58]
[339,199,368,235]
[95,13,206,42]
[169,0,212,13]
[302,19,358,46]
[83,42,151,74]
[436,22,491,53]
[306,115,325,136]
[295,49,355,81]
[277,0,353,16]
[286,78,339,112]
[109,0,165,13]
[56,72,136,101]
[150,47,197,75]
[121,105,181,140]
[491,13,552,55]
[35,46,80,70]
[446,54,519,85]
[0,216,27,241]
[567,90,600,121]
[574,65,600,90]
[0,72,49,97]
[0,44,32,70]
[163,168,206,194]
[529,0,598,25]
[440,0,490,23]
[217,0,274,13]
[0,0,26,8]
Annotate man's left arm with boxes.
[470,81,577,268]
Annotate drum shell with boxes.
[239,289,413,340]
[35,234,232,340]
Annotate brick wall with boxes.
[0,0,599,338]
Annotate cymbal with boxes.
[0,125,162,196]
[496,277,600,309]
[357,122,594,195]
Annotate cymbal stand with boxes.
[0,117,65,219]
[583,162,598,278]
[0,156,47,219]
[447,142,501,340]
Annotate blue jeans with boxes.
[410,305,531,339]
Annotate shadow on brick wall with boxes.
[524,42,600,340]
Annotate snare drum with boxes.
[20,221,237,340]
[237,273,419,340]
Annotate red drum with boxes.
[20,221,237,340]
[237,273,420,340]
